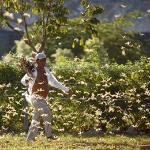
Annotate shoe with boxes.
[26,138,35,142]
[47,135,59,140]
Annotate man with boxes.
[21,51,69,141]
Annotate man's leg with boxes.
[26,110,40,141]
[41,101,52,138]
[42,104,52,137]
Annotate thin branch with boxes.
[40,13,46,51]
[19,0,36,52]
[1,1,36,52]
[5,21,23,36]
[21,13,36,52]
[38,11,48,52]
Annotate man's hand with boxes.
[64,89,73,97]
[24,79,29,86]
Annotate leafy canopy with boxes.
[0,0,103,53]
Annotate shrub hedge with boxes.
[0,58,149,133]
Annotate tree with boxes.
[95,13,144,64]
[0,0,103,53]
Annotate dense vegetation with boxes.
[0,57,149,133]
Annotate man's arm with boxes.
[45,68,69,93]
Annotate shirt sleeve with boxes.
[45,68,69,92]
[21,74,30,86]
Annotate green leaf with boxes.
[80,38,84,46]
[92,7,104,16]
[72,42,75,48]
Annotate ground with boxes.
[0,133,150,150]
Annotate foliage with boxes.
[15,39,32,58]
[0,0,70,52]
[0,0,103,53]
[0,0,149,135]
[0,57,149,133]
[52,57,150,132]
[0,62,24,132]
[52,48,74,62]
[2,53,17,66]
[90,13,144,64]
[45,18,89,59]
[41,15,145,64]
[84,36,109,65]
[1,0,146,64]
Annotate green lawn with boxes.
[0,133,150,150]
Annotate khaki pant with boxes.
[26,97,52,141]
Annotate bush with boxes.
[0,57,149,133]
[0,62,24,132]
[51,57,150,132]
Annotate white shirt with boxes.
[21,66,69,104]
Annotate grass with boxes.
[0,133,150,150]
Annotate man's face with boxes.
[36,58,46,67]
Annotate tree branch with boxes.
[21,14,36,52]
[38,11,48,52]
[19,0,36,52]
[1,1,37,52]
[6,21,23,36]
